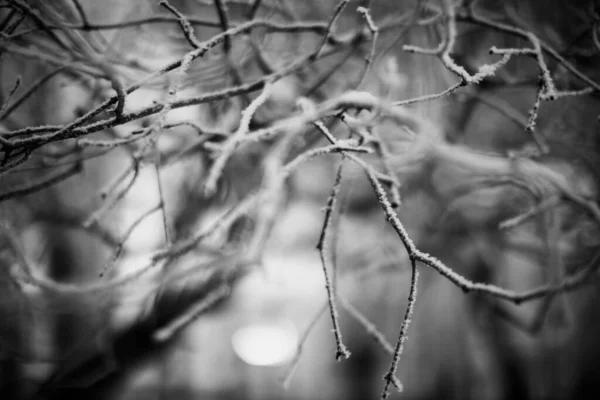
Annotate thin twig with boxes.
[316,0,350,58]
[152,285,231,342]
[0,76,20,119]
[248,0,263,20]
[213,0,232,52]
[360,163,600,304]
[381,258,419,398]
[0,66,64,122]
[99,204,161,277]
[524,75,550,153]
[459,3,600,92]
[70,0,89,29]
[317,159,350,361]
[204,82,273,195]
[356,6,379,89]
[499,195,559,230]
[155,161,170,245]
[339,295,394,355]
[83,161,139,228]
[281,301,328,389]
[0,163,79,202]
[160,0,201,49]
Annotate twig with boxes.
[316,0,350,57]
[281,301,328,389]
[0,163,79,202]
[0,76,20,119]
[99,204,161,277]
[159,0,201,49]
[157,138,371,267]
[524,75,550,153]
[7,0,64,46]
[317,159,351,361]
[440,0,471,83]
[0,149,31,172]
[392,81,464,106]
[339,296,394,355]
[0,221,168,295]
[499,195,559,230]
[356,6,379,89]
[361,163,600,304]
[0,8,19,33]
[155,162,170,245]
[247,0,263,20]
[0,66,64,122]
[244,131,295,263]
[7,16,222,38]
[152,285,231,342]
[459,3,600,92]
[282,143,371,177]
[204,82,273,195]
[370,127,402,208]
[213,0,232,53]
[380,255,419,398]
[83,161,139,228]
[154,193,260,261]
[304,45,357,97]
[526,32,557,100]
[70,0,89,29]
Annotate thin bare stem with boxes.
[316,0,350,58]
[0,163,79,202]
[204,82,273,195]
[83,161,139,228]
[248,0,263,20]
[460,3,600,92]
[281,301,328,389]
[317,159,350,361]
[155,162,170,245]
[213,0,231,52]
[0,66,64,122]
[160,0,201,49]
[381,259,419,398]
[356,6,379,89]
[152,285,231,342]
[1,221,168,294]
[70,0,89,29]
[339,296,394,355]
[0,76,20,119]
[99,204,161,277]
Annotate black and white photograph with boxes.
[0,1,599,399]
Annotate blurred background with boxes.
[1,0,600,399]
